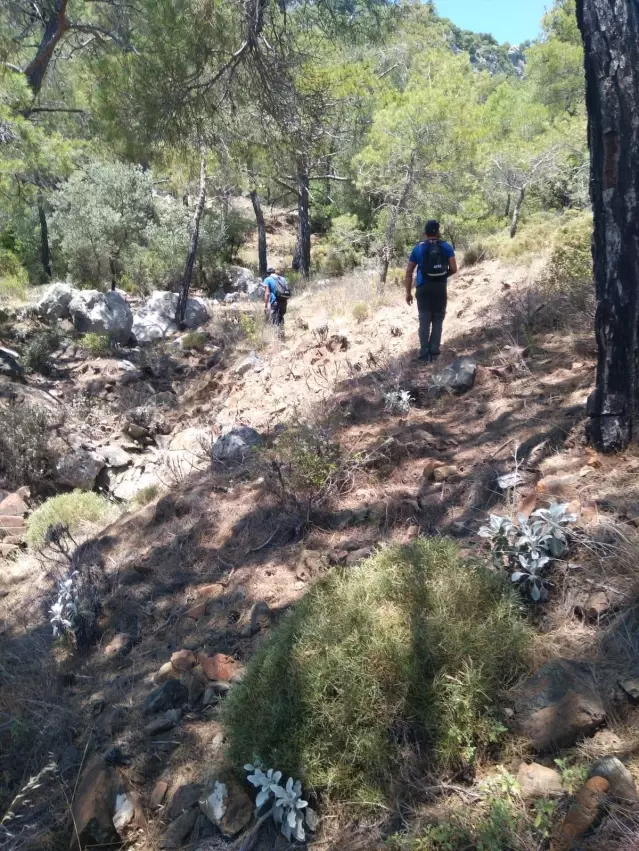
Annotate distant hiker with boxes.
[263,267,291,337]
[405,220,457,362]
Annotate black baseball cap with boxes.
[425,220,440,236]
[267,267,276,274]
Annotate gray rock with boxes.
[211,426,262,463]
[159,807,198,849]
[71,756,120,850]
[143,679,189,715]
[97,445,131,468]
[0,347,24,380]
[517,762,563,798]
[113,791,136,833]
[234,354,263,376]
[35,282,77,320]
[224,292,241,304]
[589,756,638,803]
[55,449,104,490]
[144,708,182,735]
[69,290,133,344]
[182,296,209,329]
[228,265,259,293]
[431,357,478,396]
[132,291,178,343]
[513,659,606,752]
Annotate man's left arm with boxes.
[405,261,416,305]
[448,256,458,277]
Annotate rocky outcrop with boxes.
[131,291,209,344]
[55,449,104,490]
[211,426,261,463]
[34,282,76,320]
[69,290,133,344]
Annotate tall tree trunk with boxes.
[24,0,69,97]
[176,152,207,326]
[292,161,310,277]
[509,187,525,239]
[250,190,268,278]
[504,193,511,220]
[577,0,639,451]
[378,154,415,294]
[109,258,117,291]
[37,192,52,280]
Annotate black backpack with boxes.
[273,275,292,299]
[419,239,449,281]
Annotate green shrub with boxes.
[27,491,120,550]
[352,301,369,323]
[238,311,265,349]
[81,332,112,357]
[539,211,595,322]
[131,483,159,507]
[180,330,207,351]
[22,327,62,373]
[0,403,55,491]
[0,249,28,303]
[223,540,532,802]
[463,242,491,266]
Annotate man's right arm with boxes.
[448,256,458,277]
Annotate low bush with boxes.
[180,330,208,351]
[463,242,491,267]
[538,210,595,326]
[131,483,160,507]
[22,327,62,373]
[27,491,119,550]
[223,539,532,802]
[0,248,28,302]
[0,402,56,491]
[81,332,112,357]
[352,301,369,323]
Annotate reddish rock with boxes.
[517,762,563,798]
[104,633,132,658]
[170,649,197,671]
[0,492,28,516]
[71,756,120,850]
[514,659,606,752]
[154,661,175,684]
[186,601,208,620]
[553,776,609,850]
[150,778,170,808]
[198,653,243,682]
[0,515,26,531]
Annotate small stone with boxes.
[198,653,244,683]
[150,778,170,808]
[537,474,580,496]
[0,543,19,558]
[517,762,563,798]
[202,687,219,707]
[143,679,188,715]
[71,756,120,850]
[588,729,623,753]
[199,773,252,838]
[145,708,182,735]
[170,649,197,671]
[433,465,459,483]
[154,661,175,684]
[168,783,202,820]
[557,776,609,846]
[575,591,610,622]
[589,755,638,803]
[620,678,639,702]
[113,791,136,833]
[0,492,28,516]
[104,633,131,659]
[159,807,198,849]
[186,601,208,620]
[199,583,224,599]
[0,515,27,531]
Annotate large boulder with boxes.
[513,659,606,752]
[211,426,261,463]
[227,265,259,293]
[131,291,209,344]
[55,449,104,490]
[35,282,77,320]
[69,290,133,344]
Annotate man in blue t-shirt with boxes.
[263,266,289,336]
[405,220,457,362]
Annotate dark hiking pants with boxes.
[270,297,287,336]
[416,284,447,358]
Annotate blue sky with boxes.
[436,0,550,45]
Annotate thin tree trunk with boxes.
[24,0,69,97]
[509,188,525,239]
[109,258,117,291]
[378,154,415,294]
[37,192,52,280]
[577,0,639,451]
[292,161,310,277]
[176,152,207,326]
[250,190,268,278]
[504,193,511,219]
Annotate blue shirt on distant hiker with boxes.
[405,220,458,363]
[263,266,291,338]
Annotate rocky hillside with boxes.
[1,259,638,851]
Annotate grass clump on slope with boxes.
[27,490,120,550]
[223,539,532,802]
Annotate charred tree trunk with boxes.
[378,153,415,294]
[176,152,207,326]
[292,162,310,277]
[509,187,525,239]
[504,193,511,220]
[24,0,69,97]
[577,0,639,451]
[250,189,268,279]
[37,192,52,280]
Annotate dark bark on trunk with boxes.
[176,152,207,326]
[37,192,52,280]
[292,161,311,277]
[378,153,415,293]
[577,0,639,451]
[509,188,525,239]
[250,190,268,279]
[24,0,69,97]
[109,258,117,291]
[504,193,511,219]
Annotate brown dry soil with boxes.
[2,259,639,851]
